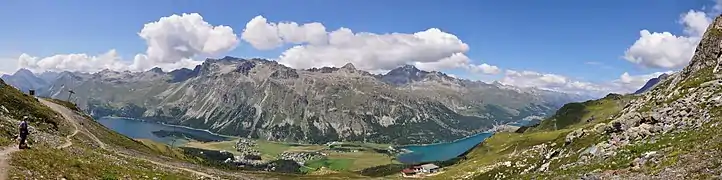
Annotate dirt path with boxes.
[38,99,217,179]
[0,145,18,180]
[0,104,80,180]
[57,126,79,149]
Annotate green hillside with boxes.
[428,16,722,179]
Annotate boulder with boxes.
[638,123,654,136]
[593,123,608,134]
[538,162,550,172]
[625,127,641,140]
[609,120,624,133]
[565,129,585,145]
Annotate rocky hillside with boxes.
[39,57,588,145]
[434,15,722,179]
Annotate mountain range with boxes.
[1,68,51,93]
[4,57,592,144]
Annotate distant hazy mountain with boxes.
[633,73,670,94]
[0,68,49,93]
[41,57,590,144]
[37,71,62,83]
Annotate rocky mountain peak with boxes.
[400,64,420,72]
[235,61,257,76]
[341,63,356,70]
[13,68,34,76]
[148,67,164,73]
[168,68,197,83]
[220,56,238,61]
[380,65,429,85]
[634,73,672,94]
[98,69,114,74]
[2,68,49,92]
[204,56,244,64]
[307,67,340,73]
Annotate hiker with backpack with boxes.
[18,116,29,149]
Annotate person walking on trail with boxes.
[18,116,29,149]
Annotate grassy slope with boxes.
[435,60,722,179]
[305,158,355,172]
[0,79,71,138]
[10,133,193,179]
[257,140,292,158]
[54,99,195,161]
[432,94,633,179]
[184,139,241,155]
[531,94,629,132]
[0,80,201,179]
[326,151,394,171]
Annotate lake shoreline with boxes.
[97,116,535,164]
[395,119,541,164]
[396,119,543,149]
[101,116,515,149]
[100,116,239,139]
[97,116,544,166]
[97,117,233,146]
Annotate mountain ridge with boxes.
[0,68,50,93]
[38,58,589,145]
[633,73,670,94]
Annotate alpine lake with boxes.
[96,116,523,172]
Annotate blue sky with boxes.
[0,0,717,96]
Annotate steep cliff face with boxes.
[43,57,587,145]
[437,15,722,180]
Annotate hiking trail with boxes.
[38,99,218,179]
[0,145,18,180]
[57,121,79,149]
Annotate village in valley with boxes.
[184,137,450,177]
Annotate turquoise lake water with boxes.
[96,117,230,146]
[97,116,538,164]
[396,119,540,164]
[395,132,494,164]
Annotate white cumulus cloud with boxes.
[240,16,328,50]
[623,9,713,69]
[413,53,500,74]
[18,13,239,73]
[18,50,129,73]
[498,69,672,96]
[133,13,238,70]
[500,70,572,89]
[240,15,498,74]
[468,63,502,75]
